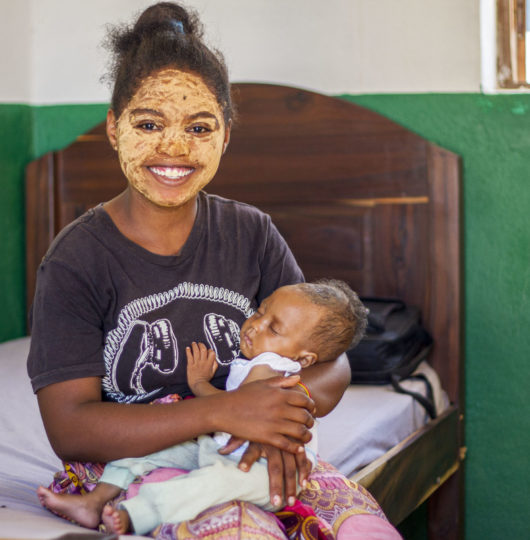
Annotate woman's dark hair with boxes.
[103,2,233,123]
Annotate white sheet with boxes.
[0,337,62,514]
[317,362,448,477]
[0,337,148,539]
[0,336,446,537]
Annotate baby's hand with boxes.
[186,342,218,396]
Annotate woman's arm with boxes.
[299,352,351,417]
[36,374,314,463]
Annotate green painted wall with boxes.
[1,95,528,539]
[0,104,108,342]
[31,104,109,157]
[0,105,33,341]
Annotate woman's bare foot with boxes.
[102,504,131,534]
[36,486,102,528]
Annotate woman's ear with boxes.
[106,109,118,151]
[222,119,232,155]
[299,351,318,368]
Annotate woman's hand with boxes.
[215,375,315,455]
[220,440,312,506]
[216,375,315,505]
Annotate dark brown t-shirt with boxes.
[27,192,303,402]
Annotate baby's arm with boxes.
[186,342,220,397]
[241,364,282,384]
[187,342,282,397]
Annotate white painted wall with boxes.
[0,0,32,102]
[0,0,481,104]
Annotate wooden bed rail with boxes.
[353,406,463,527]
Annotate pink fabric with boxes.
[280,499,334,539]
[336,514,403,540]
[283,499,319,519]
[156,500,288,539]
[126,467,188,498]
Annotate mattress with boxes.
[0,336,446,537]
[0,337,145,538]
[317,362,449,477]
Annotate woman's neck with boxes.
[104,189,199,256]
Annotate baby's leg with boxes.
[37,482,121,529]
[120,440,277,534]
[102,439,200,489]
[101,504,131,535]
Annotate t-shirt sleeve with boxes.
[256,218,304,303]
[27,258,106,393]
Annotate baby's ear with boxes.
[299,351,318,368]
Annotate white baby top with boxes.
[225,352,302,391]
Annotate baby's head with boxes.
[240,280,367,367]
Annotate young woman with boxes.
[27,2,399,538]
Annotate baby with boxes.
[38,279,367,535]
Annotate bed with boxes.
[2,83,464,539]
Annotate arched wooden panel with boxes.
[25,83,462,405]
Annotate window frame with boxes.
[497,0,529,88]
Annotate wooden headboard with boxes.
[26,83,463,407]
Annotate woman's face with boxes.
[107,69,230,208]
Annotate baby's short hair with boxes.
[295,279,367,362]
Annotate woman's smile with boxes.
[148,166,195,181]
[147,165,196,188]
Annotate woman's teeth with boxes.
[149,166,193,179]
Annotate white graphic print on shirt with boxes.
[203,314,241,365]
[102,282,254,403]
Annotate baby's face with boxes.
[240,286,322,362]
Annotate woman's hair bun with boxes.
[104,1,234,123]
[133,2,202,39]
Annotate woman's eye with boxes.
[137,122,159,131]
[269,327,279,335]
[188,125,211,134]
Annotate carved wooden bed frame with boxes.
[25,83,465,539]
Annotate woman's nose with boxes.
[157,132,189,157]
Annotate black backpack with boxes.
[347,298,436,419]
